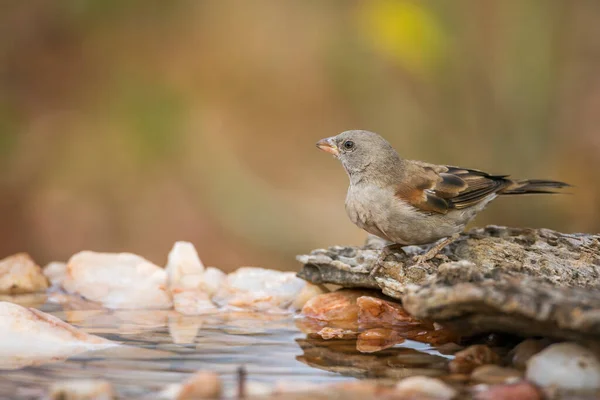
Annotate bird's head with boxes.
[316,130,401,181]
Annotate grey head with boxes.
[316,130,402,184]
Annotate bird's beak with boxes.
[316,137,339,157]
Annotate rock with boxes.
[291,282,327,311]
[49,380,115,400]
[44,261,67,287]
[166,241,205,287]
[356,328,405,353]
[0,302,116,369]
[394,376,457,400]
[298,226,600,341]
[302,289,379,322]
[213,267,308,311]
[471,365,523,385]
[176,371,222,400]
[448,345,501,374]
[165,242,221,315]
[509,339,551,370]
[63,251,172,309]
[356,295,416,328]
[473,382,541,400]
[0,253,49,294]
[171,290,217,315]
[526,342,600,390]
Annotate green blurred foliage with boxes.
[0,0,598,270]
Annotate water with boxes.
[0,295,452,399]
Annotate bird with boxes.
[316,130,570,276]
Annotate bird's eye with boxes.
[343,141,355,150]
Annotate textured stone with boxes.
[298,226,600,341]
[0,253,48,294]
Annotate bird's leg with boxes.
[413,233,460,265]
[370,243,405,277]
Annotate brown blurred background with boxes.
[1,0,599,271]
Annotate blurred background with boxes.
[1,0,599,271]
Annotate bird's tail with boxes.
[500,179,571,195]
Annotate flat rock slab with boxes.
[297,226,600,341]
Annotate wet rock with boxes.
[473,382,541,400]
[448,345,501,374]
[470,365,523,385]
[0,253,48,294]
[44,261,67,287]
[292,282,327,311]
[526,342,600,389]
[165,242,221,315]
[213,267,307,311]
[356,296,416,328]
[298,226,600,341]
[509,339,551,370]
[63,251,172,309]
[356,328,405,353]
[0,302,116,369]
[394,376,457,400]
[176,371,222,400]
[49,379,115,400]
[302,289,380,322]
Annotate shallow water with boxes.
[0,295,453,399]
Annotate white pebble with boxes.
[526,342,600,389]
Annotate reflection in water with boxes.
[0,295,465,399]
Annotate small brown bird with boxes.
[316,130,569,275]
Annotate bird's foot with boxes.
[411,253,434,266]
[411,233,460,266]
[370,243,405,277]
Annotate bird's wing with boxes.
[395,163,510,214]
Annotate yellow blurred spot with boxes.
[358,0,444,74]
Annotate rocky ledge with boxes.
[297,226,600,341]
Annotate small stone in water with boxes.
[63,251,172,309]
[302,289,380,322]
[292,282,327,311]
[0,253,48,294]
[473,382,541,400]
[471,365,523,385]
[0,302,115,369]
[356,328,405,353]
[43,261,67,287]
[449,345,501,374]
[395,376,457,400]
[510,338,551,370]
[356,296,415,328]
[213,267,306,311]
[166,241,205,289]
[526,342,600,390]
[176,371,222,400]
[49,379,115,400]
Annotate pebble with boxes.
[473,382,541,400]
[49,379,115,400]
[471,365,523,385]
[449,345,501,374]
[509,339,551,370]
[176,371,222,400]
[395,376,457,400]
[526,342,600,390]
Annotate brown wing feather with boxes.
[396,164,511,214]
